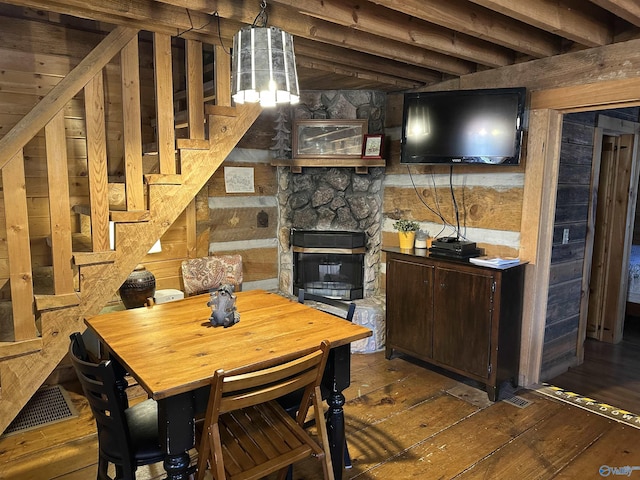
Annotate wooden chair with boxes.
[180,254,243,295]
[297,288,356,322]
[69,332,165,480]
[292,289,356,469]
[196,341,334,480]
[288,290,356,416]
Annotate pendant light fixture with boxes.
[231,1,300,107]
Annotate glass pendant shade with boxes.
[231,25,300,107]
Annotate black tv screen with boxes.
[400,87,526,165]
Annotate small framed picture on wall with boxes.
[362,134,384,159]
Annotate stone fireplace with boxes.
[274,90,385,299]
[291,229,366,300]
[277,166,383,298]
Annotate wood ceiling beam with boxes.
[295,55,424,91]
[590,0,640,28]
[294,38,440,85]
[368,0,561,59]
[0,0,226,40]
[6,0,477,76]
[167,0,477,76]
[0,0,440,90]
[470,0,613,47]
[269,0,513,68]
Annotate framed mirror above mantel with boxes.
[272,118,386,173]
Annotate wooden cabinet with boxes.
[385,248,525,401]
[386,257,434,359]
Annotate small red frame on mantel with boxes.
[362,134,384,159]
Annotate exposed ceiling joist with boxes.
[0,0,639,92]
[270,0,514,68]
[470,0,613,47]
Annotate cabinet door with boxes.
[386,258,433,358]
[432,266,493,379]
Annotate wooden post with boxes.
[84,73,111,252]
[153,32,176,175]
[121,35,145,211]
[215,44,232,107]
[3,151,38,340]
[45,111,74,294]
[186,39,205,140]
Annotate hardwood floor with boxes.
[2,351,640,479]
[549,315,640,415]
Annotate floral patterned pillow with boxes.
[181,255,243,295]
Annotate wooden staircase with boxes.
[0,26,261,433]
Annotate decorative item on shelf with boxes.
[362,134,384,159]
[414,229,432,249]
[231,0,299,107]
[293,119,368,158]
[119,264,156,309]
[207,284,240,328]
[393,219,420,249]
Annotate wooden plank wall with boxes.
[540,112,596,378]
[540,108,640,380]
[634,188,640,244]
[196,110,281,291]
[381,92,523,290]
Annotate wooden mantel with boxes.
[271,157,386,174]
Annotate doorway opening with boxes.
[550,114,640,413]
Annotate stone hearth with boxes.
[277,166,383,298]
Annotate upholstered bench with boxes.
[351,295,386,354]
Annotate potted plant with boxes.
[393,219,420,249]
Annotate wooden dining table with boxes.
[84,289,372,480]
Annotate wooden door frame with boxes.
[519,78,640,387]
[581,118,640,353]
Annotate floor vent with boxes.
[503,395,532,409]
[3,385,78,436]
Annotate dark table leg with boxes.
[326,388,346,480]
[323,343,351,480]
[158,393,196,480]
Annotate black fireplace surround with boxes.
[291,229,365,301]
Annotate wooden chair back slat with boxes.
[196,340,335,480]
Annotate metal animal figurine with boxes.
[207,284,240,328]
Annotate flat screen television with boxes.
[400,87,526,165]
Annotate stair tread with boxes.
[73,250,117,266]
[72,207,150,221]
[205,104,237,117]
[109,210,150,222]
[34,292,81,311]
[144,173,183,185]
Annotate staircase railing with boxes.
[0,24,262,433]
[0,26,139,358]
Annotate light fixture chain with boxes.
[252,0,269,28]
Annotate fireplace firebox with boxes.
[291,230,365,300]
